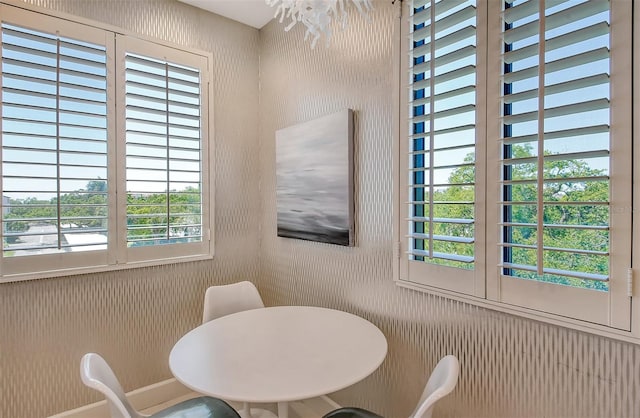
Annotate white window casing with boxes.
[632,0,640,338]
[115,35,211,265]
[0,2,214,281]
[487,0,631,331]
[0,5,114,275]
[399,0,487,298]
[396,0,636,340]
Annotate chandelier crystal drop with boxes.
[266,0,373,48]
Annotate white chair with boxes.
[202,281,264,324]
[80,353,241,418]
[322,355,460,418]
[202,281,267,418]
[409,355,460,418]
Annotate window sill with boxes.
[395,278,640,345]
[0,253,213,284]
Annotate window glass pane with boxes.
[125,53,203,247]
[408,0,477,269]
[500,0,610,290]
[1,23,108,256]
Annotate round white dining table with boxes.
[169,306,387,418]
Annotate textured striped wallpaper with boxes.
[1,0,640,417]
[258,2,640,417]
[1,1,261,417]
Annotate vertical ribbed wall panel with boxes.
[258,2,640,417]
[0,1,260,417]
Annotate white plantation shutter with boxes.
[399,0,633,331]
[0,5,212,281]
[117,36,211,263]
[0,9,112,275]
[490,0,632,328]
[124,55,202,245]
[399,0,485,296]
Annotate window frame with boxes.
[394,0,640,343]
[115,34,213,266]
[0,1,215,282]
[486,0,633,331]
[0,5,115,276]
[398,0,488,298]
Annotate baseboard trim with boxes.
[319,395,341,409]
[49,378,192,418]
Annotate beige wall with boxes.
[0,1,260,417]
[258,2,640,417]
[2,1,640,417]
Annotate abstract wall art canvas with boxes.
[276,109,354,246]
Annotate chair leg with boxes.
[240,402,250,418]
[277,401,288,418]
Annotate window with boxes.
[489,0,631,330]
[397,0,634,335]
[399,0,486,297]
[0,5,212,280]
[117,35,211,264]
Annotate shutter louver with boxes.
[124,53,203,247]
[408,0,477,269]
[1,23,108,256]
[500,0,612,289]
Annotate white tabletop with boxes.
[169,306,388,404]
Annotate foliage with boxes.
[126,187,202,242]
[3,179,202,245]
[423,143,609,290]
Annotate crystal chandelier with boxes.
[266,0,373,48]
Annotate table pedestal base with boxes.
[238,403,279,418]
[277,401,289,418]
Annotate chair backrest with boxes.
[80,353,144,418]
[202,281,265,324]
[409,355,460,418]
